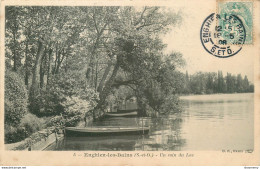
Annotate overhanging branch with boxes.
[112,79,139,88]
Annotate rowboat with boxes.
[117,109,140,113]
[105,109,139,117]
[105,111,138,117]
[65,126,150,137]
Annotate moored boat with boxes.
[117,109,140,113]
[105,111,138,117]
[65,126,150,137]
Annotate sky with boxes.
[162,0,255,82]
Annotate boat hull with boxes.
[105,111,138,117]
[65,127,149,137]
[117,109,140,113]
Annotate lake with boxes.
[45,93,254,151]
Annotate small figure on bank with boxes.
[27,137,32,151]
[54,124,59,143]
[84,115,87,127]
[60,113,66,134]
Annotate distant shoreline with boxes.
[178,92,254,97]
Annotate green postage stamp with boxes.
[218,1,253,44]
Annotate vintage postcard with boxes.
[0,0,259,166]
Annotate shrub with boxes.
[5,113,46,144]
[61,96,91,127]
[20,113,46,134]
[62,96,90,116]
[39,71,99,117]
[48,92,99,128]
[5,125,27,144]
[48,96,93,128]
[159,95,182,114]
[5,70,28,126]
[50,114,80,128]
[65,116,81,127]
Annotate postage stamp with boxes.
[217,1,253,44]
[200,1,253,58]
[200,13,245,58]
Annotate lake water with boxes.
[45,93,254,151]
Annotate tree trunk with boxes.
[53,46,59,75]
[96,62,120,109]
[40,48,47,88]
[24,40,29,86]
[97,60,112,93]
[95,61,98,91]
[55,50,65,74]
[136,95,147,117]
[47,49,53,85]
[92,62,120,120]
[55,51,61,74]
[12,30,17,72]
[91,64,94,87]
[29,40,45,115]
[88,30,102,88]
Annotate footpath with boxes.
[5,127,64,151]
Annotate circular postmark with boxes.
[200,13,246,58]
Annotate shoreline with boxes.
[178,92,254,97]
[5,93,253,151]
[5,128,64,151]
[5,115,95,151]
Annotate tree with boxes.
[5,6,22,72]
[206,73,214,94]
[29,39,46,114]
[226,73,234,93]
[236,74,243,92]
[217,71,226,93]
[242,75,250,92]
[183,71,191,94]
[86,7,183,116]
[5,70,28,126]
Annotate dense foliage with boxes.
[5,6,184,118]
[5,112,47,143]
[5,70,28,126]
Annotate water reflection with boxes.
[45,93,253,151]
[180,93,253,150]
